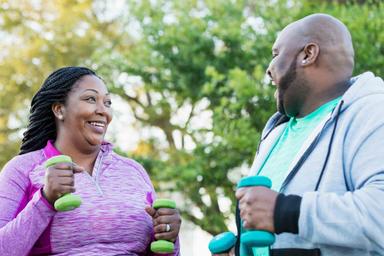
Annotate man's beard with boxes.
[277,57,298,115]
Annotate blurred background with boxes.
[0,0,383,255]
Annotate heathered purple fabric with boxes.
[0,141,180,256]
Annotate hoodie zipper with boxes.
[279,101,344,192]
[83,154,104,196]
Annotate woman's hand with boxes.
[145,205,182,242]
[42,162,84,205]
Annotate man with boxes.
[217,13,384,256]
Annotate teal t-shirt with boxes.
[252,97,340,256]
[258,97,340,191]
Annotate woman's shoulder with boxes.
[106,150,154,187]
[0,149,45,187]
[2,149,45,174]
[109,151,146,173]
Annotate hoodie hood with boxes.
[338,71,384,111]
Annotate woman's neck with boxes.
[54,139,100,175]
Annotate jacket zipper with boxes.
[83,154,104,196]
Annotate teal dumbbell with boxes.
[208,176,275,255]
[44,155,82,212]
[238,176,275,256]
[208,231,237,254]
[150,198,177,254]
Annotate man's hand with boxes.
[212,247,235,256]
[145,206,181,242]
[235,186,278,232]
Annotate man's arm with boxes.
[299,122,384,252]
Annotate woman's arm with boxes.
[0,156,56,256]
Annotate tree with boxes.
[0,0,127,164]
[0,0,383,235]
[96,0,383,234]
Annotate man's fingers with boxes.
[235,187,246,200]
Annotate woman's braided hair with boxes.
[19,66,96,155]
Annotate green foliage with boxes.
[0,0,383,235]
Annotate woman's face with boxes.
[57,75,113,149]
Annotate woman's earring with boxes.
[302,60,307,64]
[58,115,63,120]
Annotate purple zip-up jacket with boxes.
[0,141,180,256]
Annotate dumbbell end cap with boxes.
[208,231,236,254]
[153,198,176,209]
[151,240,174,253]
[44,155,72,168]
[241,230,275,247]
[54,194,82,212]
[237,176,272,189]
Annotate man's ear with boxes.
[300,43,320,66]
[52,103,65,121]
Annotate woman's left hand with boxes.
[145,206,182,242]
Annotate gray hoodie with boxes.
[249,72,384,255]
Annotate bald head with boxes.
[281,13,354,78]
[267,14,355,117]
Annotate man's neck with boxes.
[296,79,350,118]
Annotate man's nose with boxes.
[266,66,273,81]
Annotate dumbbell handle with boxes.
[209,176,274,254]
[238,176,275,256]
[44,155,82,212]
[150,199,176,254]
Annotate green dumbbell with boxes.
[44,155,82,212]
[150,198,176,254]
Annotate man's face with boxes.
[266,29,308,117]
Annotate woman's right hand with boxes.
[42,162,84,205]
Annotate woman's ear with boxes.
[300,43,320,66]
[52,103,65,121]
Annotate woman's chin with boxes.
[85,136,104,147]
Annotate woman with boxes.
[0,67,181,255]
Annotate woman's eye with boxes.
[272,54,278,59]
[85,96,96,103]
